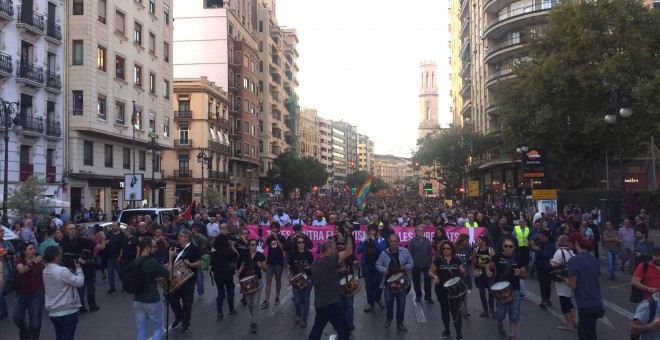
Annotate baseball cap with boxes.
[315,211,323,217]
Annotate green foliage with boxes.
[346,171,389,192]
[497,0,660,189]
[7,174,49,221]
[204,187,223,208]
[268,153,330,195]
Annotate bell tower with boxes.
[418,60,440,140]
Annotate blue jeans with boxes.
[13,292,44,340]
[134,301,164,340]
[340,293,354,324]
[196,268,204,296]
[50,311,78,340]
[384,285,407,324]
[606,250,617,277]
[107,258,121,290]
[362,263,382,306]
[496,290,521,323]
[293,284,312,321]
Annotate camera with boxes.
[62,249,92,268]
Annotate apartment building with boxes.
[317,115,333,193]
[0,0,65,204]
[161,77,231,206]
[66,0,173,213]
[373,154,413,190]
[330,124,347,193]
[357,133,374,173]
[299,107,319,159]
[332,120,358,176]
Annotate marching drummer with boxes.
[287,234,314,328]
[486,236,527,340]
[238,238,267,334]
[375,234,414,332]
[429,240,467,340]
[335,223,359,331]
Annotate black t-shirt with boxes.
[364,240,380,264]
[136,231,154,239]
[288,250,314,276]
[240,251,266,280]
[265,234,287,265]
[492,253,524,290]
[210,246,238,274]
[235,239,249,268]
[120,236,138,264]
[175,243,202,281]
[106,232,125,258]
[433,256,463,286]
[311,253,341,308]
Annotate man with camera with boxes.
[60,224,100,313]
[0,227,16,320]
[42,245,85,340]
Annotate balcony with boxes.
[272,109,282,121]
[485,68,514,88]
[45,71,62,92]
[173,170,192,178]
[229,104,240,113]
[460,0,469,19]
[460,80,471,99]
[0,53,12,77]
[460,61,471,77]
[208,140,230,154]
[16,6,45,36]
[16,61,44,87]
[208,170,229,180]
[46,165,56,183]
[460,19,469,38]
[486,124,502,135]
[45,119,62,138]
[272,127,282,139]
[173,139,193,148]
[485,37,526,64]
[228,80,240,91]
[459,38,471,59]
[19,163,33,181]
[460,102,473,118]
[0,0,14,22]
[20,115,44,135]
[217,117,229,129]
[486,100,500,116]
[46,22,62,44]
[230,128,241,136]
[484,1,560,40]
[173,110,192,119]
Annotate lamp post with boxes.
[246,167,253,203]
[604,86,633,217]
[1,99,21,227]
[197,149,210,207]
[516,145,529,210]
[147,136,160,207]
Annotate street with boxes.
[0,259,636,340]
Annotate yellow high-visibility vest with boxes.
[465,221,478,228]
[514,225,530,247]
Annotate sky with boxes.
[274,0,452,158]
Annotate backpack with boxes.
[630,262,650,304]
[121,257,150,294]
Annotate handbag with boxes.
[630,262,650,303]
[551,249,569,282]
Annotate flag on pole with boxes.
[182,201,195,222]
[356,176,373,210]
[131,104,138,126]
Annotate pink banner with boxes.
[246,225,487,259]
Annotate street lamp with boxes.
[516,145,529,210]
[246,167,253,203]
[1,99,21,227]
[147,136,161,207]
[197,149,211,207]
[604,86,633,217]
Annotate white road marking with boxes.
[409,289,427,323]
[525,292,566,324]
[600,316,615,329]
[267,288,293,317]
[602,299,634,319]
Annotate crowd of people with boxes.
[0,194,656,340]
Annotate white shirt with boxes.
[206,223,219,238]
[551,248,574,297]
[52,218,63,228]
[311,219,327,227]
[273,213,291,225]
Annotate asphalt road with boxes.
[0,258,637,340]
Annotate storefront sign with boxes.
[524,149,546,178]
[532,189,557,200]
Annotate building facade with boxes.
[418,60,441,140]
[317,115,333,193]
[0,0,65,207]
[66,0,173,214]
[299,107,319,159]
[373,154,413,191]
[357,133,374,173]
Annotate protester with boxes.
[567,232,603,340]
[376,233,414,332]
[60,225,99,313]
[238,238,266,333]
[43,246,84,340]
[551,235,576,331]
[261,222,286,309]
[209,234,239,320]
[13,241,45,340]
[0,227,16,320]
[601,221,619,281]
[288,234,314,328]
[357,224,386,312]
[409,225,434,303]
[134,237,169,340]
[429,240,467,340]
[168,229,201,333]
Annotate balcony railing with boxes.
[173,110,192,118]
[174,170,192,178]
[173,139,193,148]
[208,140,230,153]
[16,61,44,84]
[208,170,229,180]
[45,119,62,137]
[0,0,14,18]
[485,1,561,32]
[0,53,12,75]
[272,109,282,121]
[486,37,526,57]
[486,68,513,83]
[46,22,62,41]
[46,71,62,90]
[17,6,45,33]
[272,128,282,138]
[21,115,44,134]
[46,165,56,183]
[19,163,34,181]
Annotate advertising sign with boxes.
[123,174,143,201]
[468,180,480,197]
[523,149,546,178]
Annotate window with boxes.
[98,0,107,23]
[243,77,249,89]
[163,118,170,137]
[115,11,125,35]
[133,108,142,129]
[134,22,142,45]
[115,101,125,124]
[139,150,146,171]
[163,79,169,98]
[163,42,169,62]
[163,5,170,25]
[73,0,84,15]
[115,55,125,79]
[104,145,113,167]
[123,148,131,169]
[178,155,189,173]
[97,96,107,119]
[149,0,156,14]
[179,125,189,142]
[148,32,156,53]
[83,141,93,165]
[134,64,142,87]
[73,40,83,65]
[97,46,106,71]
[46,149,54,168]
[72,91,83,116]
[149,112,155,133]
[149,72,156,93]
[259,140,263,152]
[20,145,31,165]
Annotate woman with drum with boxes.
[486,236,527,340]
[238,238,267,334]
[429,240,467,340]
[473,235,496,318]
[209,234,239,321]
[287,234,314,328]
[454,234,473,317]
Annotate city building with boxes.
[317,115,333,193]
[357,133,374,173]
[332,120,358,176]
[299,107,319,159]
[66,0,173,214]
[0,0,65,206]
[373,154,413,191]
[162,77,231,206]
[417,60,443,196]
[330,123,347,193]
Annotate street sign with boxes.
[274,184,282,191]
[532,189,558,200]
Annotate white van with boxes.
[118,208,181,226]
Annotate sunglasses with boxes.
[297,241,305,244]
[503,244,515,248]
[442,247,452,250]
[249,244,257,246]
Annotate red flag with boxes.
[182,201,195,221]
[131,105,138,126]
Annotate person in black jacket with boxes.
[288,234,314,328]
[105,221,125,293]
[210,234,239,320]
[60,224,99,313]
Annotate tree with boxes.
[346,171,389,192]
[7,174,49,221]
[268,152,330,195]
[496,0,660,189]
[205,187,223,208]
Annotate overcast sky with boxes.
[275,0,451,158]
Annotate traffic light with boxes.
[265,187,270,192]
[459,187,465,193]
